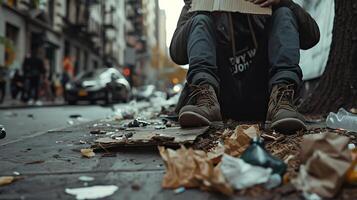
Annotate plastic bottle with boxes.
[240,137,287,176]
[326,108,357,132]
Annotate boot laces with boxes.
[273,84,296,111]
[189,85,215,108]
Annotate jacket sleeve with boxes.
[176,0,194,27]
[274,0,320,50]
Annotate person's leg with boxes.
[266,7,306,133]
[170,13,221,127]
[170,13,219,90]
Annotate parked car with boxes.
[64,68,131,105]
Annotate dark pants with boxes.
[170,7,302,92]
[29,77,40,101]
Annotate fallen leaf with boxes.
[159,146,233,195]
[81,149,95,158]
[0,176,15,186]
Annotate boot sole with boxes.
[179,111,211,128]
[271,118,307,134]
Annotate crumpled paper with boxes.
[224,125,259,157]
[159,146,233,195]
[65,185,118,200]
[220,154,272,190]
[0,176,15,186]
[292,132,352,198]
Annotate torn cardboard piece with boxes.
[159,146,233,195]
[292,132,352,198]
[190,0,272,15]
[93,126,209,149]
[223,125,259,157]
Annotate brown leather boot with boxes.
[179,84,222,127]
[266,84,306,134]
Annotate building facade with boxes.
[0,0,127,79]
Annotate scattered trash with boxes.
[131,184,141,191]
[65,185,118,200]
[93,126,209,149]
[159,146,233,195]
[155,126,166,130]
[127,119,150,127]
[70,114,82,119]
[81,149,95,158]
[223,125,256,157]
[240,137,287,176]
[67,120,74,125]
[124,132,133,138]
[27,114,34,119]
[25,160,45,165]
[90,130,106,135]
[174,187,186,194]
[13,172,20,176]
[220,154,272,190]
[264,173,282,190]
[292,132,352,198]
[0,176,15,186]
[346,148,357,185]
[326,108,357,132]
[303,192,322,200]
[0,125,6,139]
[348,143,356,150]
[78,176,95,182]
[79,140,86,144]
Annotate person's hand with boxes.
[246,0,281,7]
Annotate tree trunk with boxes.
[299,0,357,114]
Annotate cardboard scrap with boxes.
[224,125,258,157]
[190,0,272,15]
[159,146,233,195]
[0,176,15,186]
[93,126,209,149]
[292,132,352,198]
[81,149,95,158]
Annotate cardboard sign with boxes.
[190,0,272,15]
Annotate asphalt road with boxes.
[0,104,119,145]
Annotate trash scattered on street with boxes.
[174,187,186,194]
[90,129,106,135]
[159,146,233,195]
[13,172,20,176]
[0,125,6,139]
[81,149,95,158]
[78,176,95,182]
[131,183,141,191]
[70,114,82,119]
[326,108,357,132]
[220,154,272,190]
[223,125,256,157]
[67,120,74,125]
[0,176,15,186]
[93,124,209,149]
[65,185,118,200]
[127,119,150,127]
[292,132,352,198]
[240,137,287,176]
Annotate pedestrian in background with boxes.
[10,69,24,100]
[22,50,45,105]
[0,66,7,104]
